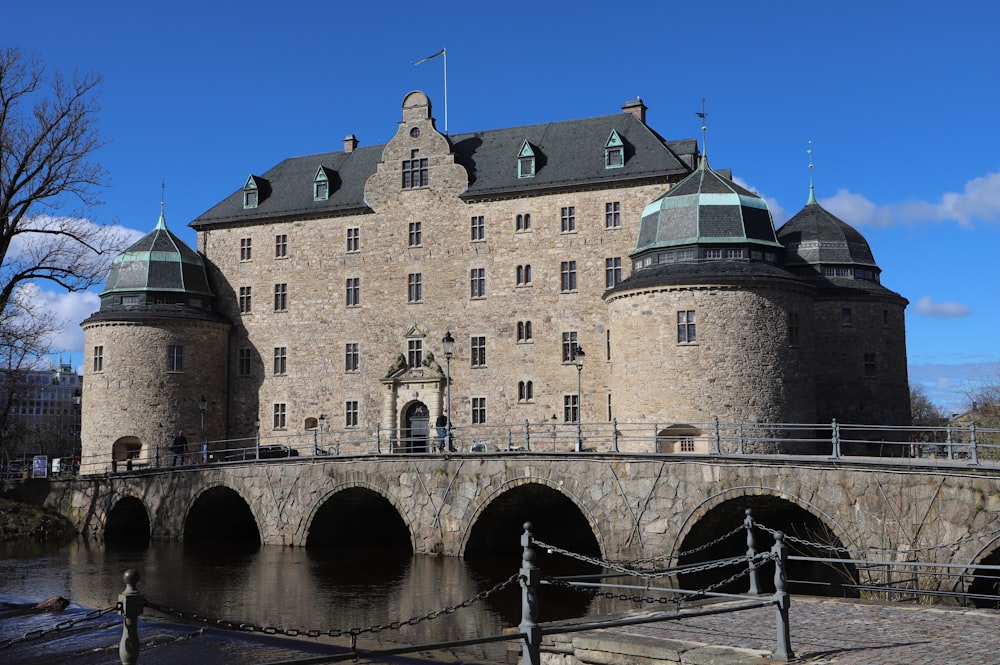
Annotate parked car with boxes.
[223,445,300,461]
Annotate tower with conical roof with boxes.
[81,206,231,471]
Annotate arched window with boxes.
[518,380,534,402]
[516,264,532,286]
[517,320,533,342]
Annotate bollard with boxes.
[519,522,541,665]
[744,508,759,595]
[118,569,145,665]
[771,532,793,661]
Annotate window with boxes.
[560,261,577,292]
[346,227,360,253]
[243,175,259,209]
[274,283,287,311]
[239,286,252,313]
[167,345,183,372]
[273,403,287,429]
[788,311,800,346]
[516,264,532,286]
[407,339,423,368]
[724,248,744,259]
[122,295,140,305]
[240,237,252,261]
[517,141,535,178]
[516,213,531,231]
[561,331,578,362]
[346,278,360,306]
[408,273,422,302]
[560,206,576,233]
[517,320,533,343]
[679,439,695,453]
[864,353,877,378]
[605,129,624,169]
[677,310,696,343]
[273,347,287,375]
[402,149,428,188]
[345,400,359,427]
[564,394,579,423]
[471,215,485,241]
[518,380,534,402]
[841,308,852,326]
[345,343,359,372]
[605,202,621,228]
[238,348,252,376]
[472,397,487,424]
[93,346,104,373]
[275,234,287,258]
[605,257,622,287]
[471,336,486,367]
[704,248,721,259]
[408,221,422,247]
[470,268,485,298]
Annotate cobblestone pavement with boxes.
[616,597,1000,664]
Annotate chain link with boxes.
[145,573,520,640]
[754,520,1000,557]
[0,604,120,649]
[535,539,750,581]
[607,524,745,566]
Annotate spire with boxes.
[157,177,168,229]
[696,98,709,168]
[806,141,817,205]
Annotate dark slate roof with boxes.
[777,201,878,269]
[604,260,809,298]
[635,158,781,252]
[101,212,214,298]
[191,110,694,228]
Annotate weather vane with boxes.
[696,98,708,159]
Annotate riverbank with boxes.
[0,497,76,542]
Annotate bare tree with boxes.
[0,46,128,322]
[910,385,945,427]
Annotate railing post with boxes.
[523,420,529,451]
[831,419,841,459]
[970,423,979,465]
[519,522,541,665]
[376,424,382,454]
[313,427,318,456]
[713,417,721,454]
[737,423,745,456]
[946,424,954,460]
[771,532,793,661]
[612,418,619,453]
[118,569,144,665]
[745,509,759,594]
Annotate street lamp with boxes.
[198,395,207,463]
[574,345,585,453]
[442,331,455,449]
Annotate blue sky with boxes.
[7,0,999,414]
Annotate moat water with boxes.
[0,538,616,663]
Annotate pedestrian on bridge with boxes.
[171,431,188,466]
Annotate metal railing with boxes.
[4,418,998,478]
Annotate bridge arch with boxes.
[104,495,151,547]
[459,476,604,559]
[301,481,412,551]
[673,486,859,596]
[183,481,261,548]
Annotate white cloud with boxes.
[912,296,972,319]
[22,283,101,357]
[820,171,1000,229]
[731,176,787,224]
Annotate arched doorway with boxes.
[656,424,702,453]
[403,402,429,452]
[111,436,143,469]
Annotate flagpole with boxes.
[443,47,448,134]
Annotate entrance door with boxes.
[404,402,430,452]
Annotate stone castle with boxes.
[81,91,909,466]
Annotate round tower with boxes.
[777,188,910,433]
[80,208,231,472]
[604,158,817,453]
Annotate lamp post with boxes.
[574,345,585,453]
[442,331,455,450]
[198,395,207,463]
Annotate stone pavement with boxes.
[608,597,1000,664]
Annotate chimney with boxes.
[344,134,359,153]
[621,97,647,123]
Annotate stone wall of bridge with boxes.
[22,455,1000,566]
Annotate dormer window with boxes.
[314,167,331,201]
[517,140,536,178]
[243,175,259,209]
[605,130,624,169]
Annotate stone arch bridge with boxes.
[21,453,1000,567]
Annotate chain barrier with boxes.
[0,604,120,649]
[145,573,520,643]
[607,524,745,566]
[754,520,1000,556]
[535,539,750,581]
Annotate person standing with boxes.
[435,413,448,452]
[171,430,188,466]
